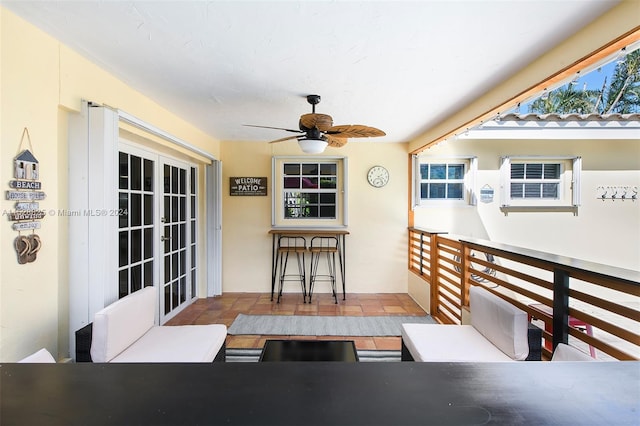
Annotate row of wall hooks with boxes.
[596,186,638,201]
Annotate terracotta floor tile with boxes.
[361,304,387,314]
[317,305,341,315]
[373,337,402,350]
[226,335,260,348]
[383,306,409,314]
[340,305,363,314]
[295,304,319,314]
[352,337,377,350]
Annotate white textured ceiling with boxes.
[4,1,619,144]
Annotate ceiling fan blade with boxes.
[268,135,302,144]
[300,113,333,131]
[326,124,386,138]
[244,124,303,134]
[326,135,348,148]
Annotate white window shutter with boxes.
[572,156,582,206]
[500,156,511,206]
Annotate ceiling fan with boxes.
[245,95,386,153]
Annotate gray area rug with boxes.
[228,314,435,336]
[226,348,401,362]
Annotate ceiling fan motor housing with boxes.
[307,94,321,105]
[304,128,325,140]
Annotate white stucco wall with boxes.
[413,137,640,271]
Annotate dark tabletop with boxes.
[260,339,359,362]
[1,361,638,425]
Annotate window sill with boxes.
[500,205,578,214]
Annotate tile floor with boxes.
[166,292,427,350]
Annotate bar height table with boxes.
[269,229,349,301]
[3,362,639,425]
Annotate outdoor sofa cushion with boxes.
[90,286,226,363]
[469,285,529,360]
[401,323,513,362]
[551,343,596,362]
[18,348,56,363]
[110,324,227,363]
[401,285,529,362]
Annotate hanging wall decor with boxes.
[5,128,45,264]
[229,177,267,196]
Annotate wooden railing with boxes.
[408,227,640,360]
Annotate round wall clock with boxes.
[367,165,389,188]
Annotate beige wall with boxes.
[413,138,640,271]
[1,9,219,362]
[221,140,409,294]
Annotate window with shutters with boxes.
[500,156,581,207]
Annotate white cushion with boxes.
[470,286,529,360]
[90,286,156,362]
[551,343,596,361]
[401,323,513,362]
[111,324,227,363]
[18,348,56,363]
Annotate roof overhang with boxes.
[460,113,640,140]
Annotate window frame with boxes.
[272,156,348,228]
[500,156,581,208]
[413,155,477,207]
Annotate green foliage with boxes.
[529,50,640,114]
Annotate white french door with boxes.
[159,157,197,323]
[118,144,197,324]
[117,147,156,299]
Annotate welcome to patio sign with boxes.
[230,177,267,196]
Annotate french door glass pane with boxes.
[119,194,128,228]
[119,231,128,267]
[143,159,154,191]
[144,261,153,287]
[161,161,195,320]
[119,152,128,189]
[131,194,141,227]
[189,167,197,299]
[118,151,155,299]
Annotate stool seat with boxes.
[275,236,307,303]
[309,247,338,253]
[279,247,308,253]
[308,237,339,304]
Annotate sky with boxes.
[575,61,617,92]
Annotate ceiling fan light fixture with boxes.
[298,138,327,154]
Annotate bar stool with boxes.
[308,236,339,304]
[276,236,307,303]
